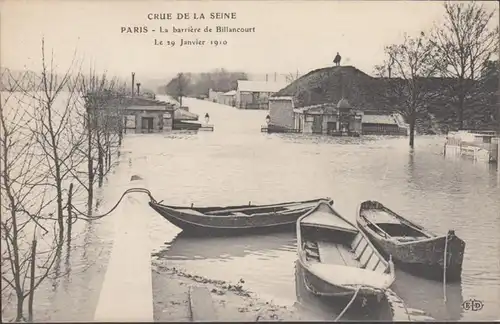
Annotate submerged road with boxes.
[93,179,154,321]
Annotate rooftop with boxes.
[237,80,288,93]
[223,90,237,96]
[362,114,399,125]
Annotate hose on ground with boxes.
[71,188,157,221]
[334,285,361,321]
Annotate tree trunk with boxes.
[66,183,73,240]
[409,111,416,148]
[86,110,94,211]
[98,143,104,187]
[15,294,24,322]
[28,240,37,322]
[458,93,465,130]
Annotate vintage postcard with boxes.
[1,0,499,322]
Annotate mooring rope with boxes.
[71,188,157,221]
[334,285,361,321]
[443,233,449,302]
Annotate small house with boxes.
[123,100,174,133]
[208,89,225,103]
[361,112,408,135]
[293,98,363,135]
[220,90,236,106]
[236,80,288,109]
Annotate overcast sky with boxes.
[1,1,498,78]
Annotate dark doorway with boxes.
[327,122,337,134]
[142,117,154,133]
[312,116,323,134]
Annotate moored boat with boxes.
[149,197,333,236]
[297,201,395,304]
[356,200,466,282]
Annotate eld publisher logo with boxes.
[462,299,484,311]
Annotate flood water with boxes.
[17,97,499,322]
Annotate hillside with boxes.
[274,65,498,133]
[274,66,389,112]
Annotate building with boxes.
[121,96,201,133]
[267,97,295,131]
[236,80,288,109]
[293,98,363,135]
[208,89,225,103]
[220,90,236,106]
[123,98,175,133]
[361,111,409,135]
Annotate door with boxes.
[141,117,154,133]
[312,116,323,134]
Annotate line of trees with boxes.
[1,39,128,322]
[160,69,249,100]
[374,1,499,148]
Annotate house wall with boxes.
[163,108,175,131]
[302,115,314,134]
[221,95,235,106]
[132,111,164,133]
[362,123,402,135]
[269,99,294,129]
[350,118,363,133]
[208,89,224,103]
[237,91,274,109]
[237,91,253,108]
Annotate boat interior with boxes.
[159,199,325,217]
[360,208,431,242]
[300,204,392,288]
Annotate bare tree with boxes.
[431,1,499,129]
[69,71,126,211]
[1,69,62,322]
[381,31,441,148]
[26,39,85,244]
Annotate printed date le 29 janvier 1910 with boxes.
[153,38,227,47]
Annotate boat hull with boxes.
[357,219,465,282]
[298,259,386,303]
[149,199,330,236]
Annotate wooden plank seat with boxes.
[317,241,360,267]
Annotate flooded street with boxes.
[31,97,499,321]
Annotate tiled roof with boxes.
[174,108,198,121]
[237,80,288,93]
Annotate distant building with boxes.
[220,90,236,106]
[293,99,362,135]
[121,96,199,133]
[361,111,408,135]
[124,101,174,133]
[208,89,225,103]
[236,80,288,109]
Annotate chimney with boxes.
[265,74,268,82]
[274,72,277,82]
[131,72,135,97]
[136,83,141,96]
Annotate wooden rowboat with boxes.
[297,201,395,303]
[356,200,466,282]
[149,197,333,236]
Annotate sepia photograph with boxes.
[0,0,499,322]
